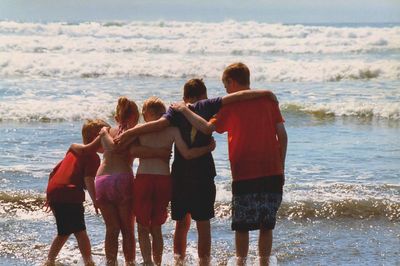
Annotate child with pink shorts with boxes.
[96,97,170,266]
[134,97,215,266]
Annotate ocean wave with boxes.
[213,183,400,221]
[0,20,399,82]
[1,97,398,122]
[0,51,398,82]
[0,191,45,214]
[1,21,399,55]
[214,198,399,221]
[0,95,115,122]
[2,185,398,221]
[281,102,400,120]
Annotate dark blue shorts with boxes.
[50,203,86,236]
[171,179,216,221]
[231,175,284,231]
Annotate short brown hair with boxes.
[115,96,139,125]
[183,78,207,99]
[82,119,110,144]
[142,96,166,118]
[222,62,250,86]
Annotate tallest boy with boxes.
[173,62,287,265]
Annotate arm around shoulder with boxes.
[171,127,215,160]
[115,117,170,148]
[221,89,278,105]
[178,106,215,135]
[70,135,102,155]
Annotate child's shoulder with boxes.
[109,127,119,137]
[195,97,221,108]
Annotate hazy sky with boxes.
[1,0,399,23]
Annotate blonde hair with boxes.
[82,119,110,144]
[222,62,250,86]
[142,96,166,119]
[115,96,139,126]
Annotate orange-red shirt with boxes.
[46,149,100,203]
[213,97,285,181]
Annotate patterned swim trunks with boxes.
[231,175,283,231]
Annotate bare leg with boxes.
[150,225,163,266]
[74,230,95,266]
[99,203,121,266]
[196,220,211,266]
[117,203,136,265]
[138,224,153,265]
[235,230,249,266]
[46,234,69,264]
[173,213,191,262]
[259,227,273,266]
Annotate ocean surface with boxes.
[0,20,399,265]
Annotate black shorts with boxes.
[50,203,86,236]
[231,175,284,231]
[171,180,216,221]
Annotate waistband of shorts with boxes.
[136,173,170,179]
[232,175,284,195]
[96,172,134,180]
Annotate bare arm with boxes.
[276,122,288,171]
[70,135,102,155]
[171,128,216,159]
[84,176,99,214]
[114,117,170,149]
[221,89,278,105]
[170,90,278,135]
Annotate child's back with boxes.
[47,148,99,204]
[94,97,140,265]
[134,97,215,265]
[97,126,135,176]
[137,127,177,175]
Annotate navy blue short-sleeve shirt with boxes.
[163,97,222,183]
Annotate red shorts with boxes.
[133,174,172,227]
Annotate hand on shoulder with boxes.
[170,101,189,112]
[99,126,110,136]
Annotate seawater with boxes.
[0,21,399,265]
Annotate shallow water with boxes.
[0,21,399,265]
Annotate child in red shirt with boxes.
[45,119,110,266]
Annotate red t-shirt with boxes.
[213,97,285,181]
[46,149,100,203]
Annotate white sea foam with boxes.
[0,21,399,82]
[0,92,114,121]
[1,95,398,121]
[1,51,399,82]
